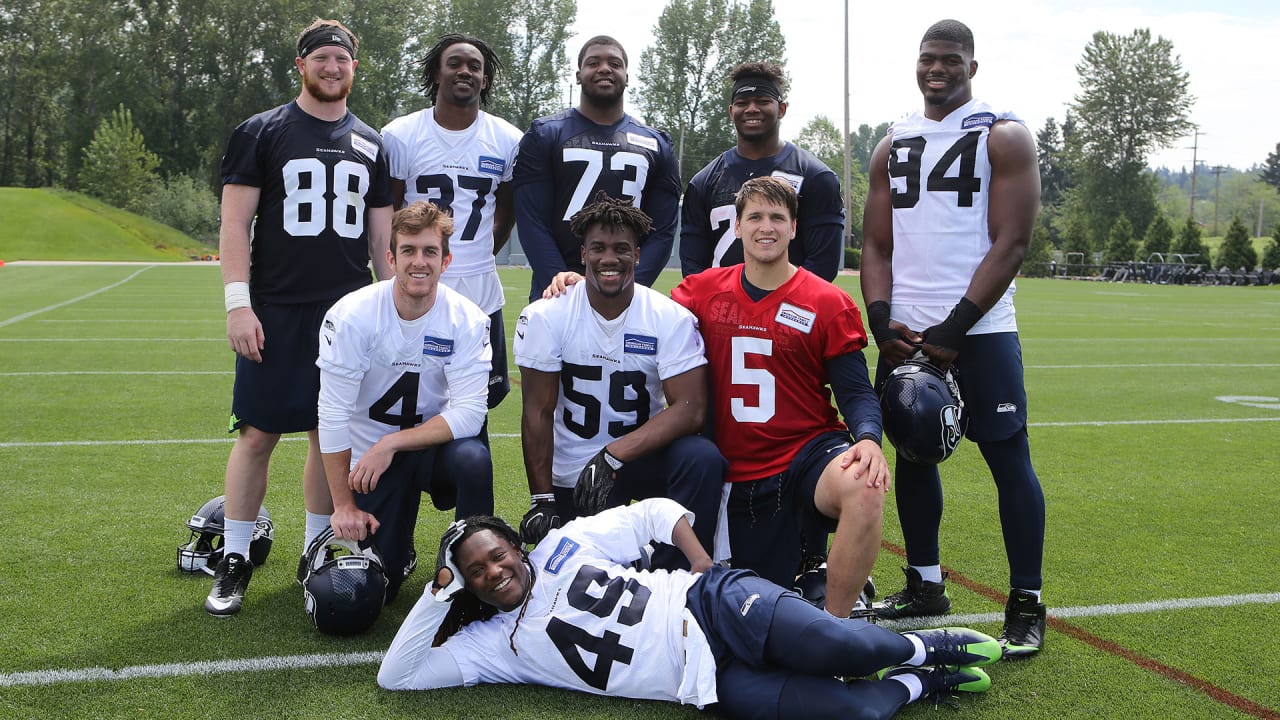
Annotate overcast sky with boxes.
[567,0,1277,172]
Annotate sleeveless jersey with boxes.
[514,284,706,488]
[381,109,522,295]
[886,98,1021,332]
[316,280,491,464]
[221,101,392,304]
[680,143,844,280]
[672,267,867,483]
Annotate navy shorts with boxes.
[726,431,850,587]
[486,308,509,410]
[686,565,789,669]
[230,300,333,434]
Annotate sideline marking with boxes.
[0,435,521,449]
[4,593,1278,689]
[0,266,155,328]
[883,541,1280,720]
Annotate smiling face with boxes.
[576,43,628,104]
[737,196,796,267]
[455,529,530,612]
[730,93,787,143]
[434,41,486,108]
[916,39,975,118]
[297,46,356,103]
[389,227,451,307]
[580,223,638,302]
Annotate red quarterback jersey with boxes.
[672,266,868,483]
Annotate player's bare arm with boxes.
[367,204,394,280]
[670,515,713,573]
[492,181,515,254]
[323,448,381,541]
[519,366,560,496]
[860,137,923,367]
[601,365,708,463]
[219,183,265,363]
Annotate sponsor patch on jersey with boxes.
[623,333,658,355]
[544,537,580,574]
[626,132,659,152]
[775,303,815,334]
[770,170,804,193]
[740,592,761,616]
[478,155,506,176]
[350,132,379,162]
[422,336,454,357]
[962,112,996,130]
[996,402,1018,413]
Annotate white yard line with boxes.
[0,266,155,328]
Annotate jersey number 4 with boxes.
[889,131,982,209]
[282,158,370,238]
[547,565,652,691]
[368,372,423,429]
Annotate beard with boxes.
[304,71,353,103]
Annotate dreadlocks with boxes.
[417,33,501,106]
[431,515,535,652]
[568,191,654,244]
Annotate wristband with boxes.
[865,300,897,346]
[602,450,623,470]
[224,281,251,313]
[924,297,984,352]
[530,493,556,507]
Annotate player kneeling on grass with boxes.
[377,498,1000,718]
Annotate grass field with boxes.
[1,264,1277,720]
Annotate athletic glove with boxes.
[865,301,900,346]
[431,519,467,602]
[922,297,984,353]
[573,448,623,516]
[519,498,562,545]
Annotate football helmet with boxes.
[880,358,968,465]
[301,529,388,635]
[177,495,273,574]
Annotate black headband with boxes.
[731,76,783,101]
[298,26,355,59]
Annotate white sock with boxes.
[304,511,332,553]
[1014,587,1042,601]
[223,519,254,559]
[913,564,943,584]
[888,672,923,703]
[903,633,927,665]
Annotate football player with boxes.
[208,19,393,616]
[514,195,725,567]
[382,33,522,416]
[860,19,1047,656]
[316,202,494,604]
[512,35,680,301]
[680,61,845,281]
[671,176,888,618]
[377,499,1000,717]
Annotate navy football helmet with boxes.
[301,529,388,635]
[880,358,968,464]
[177,495,273,574]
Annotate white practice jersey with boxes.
[382,109,521,311]
[887,98,1021,333]
[316,280,492,465]
[379,499,719,707]
[514,284,707,488]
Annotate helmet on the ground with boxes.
[880,358,968,464]
[301,529,388,635]
[176,495,273,574]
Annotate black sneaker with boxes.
[904,627,1002,667]
[873,566,951,619]
[205,553,252,616]
[403,546,418,580]
[999,589,1046,658]
[883,664,990,702]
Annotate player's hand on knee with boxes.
[573,448,622,516]
[519,499,562,545]
[349,442,393,493]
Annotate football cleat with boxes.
[999,589,1046,658]
[874,566,951,619]
[883,664,991,702]
[403,546,418,580]
[205,552,253,616]
[904,627,1002,667]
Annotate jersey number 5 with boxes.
[282,158,370,238]
[547,565,652,690]
[889,131,982,209]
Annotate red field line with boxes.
[881,540,1279,720]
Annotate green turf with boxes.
[0,266,1276,719]
[0,188,217,262]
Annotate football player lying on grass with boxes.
[377,498,1000,718]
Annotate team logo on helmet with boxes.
[880,358,968,465]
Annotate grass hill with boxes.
[0,187,216,262]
